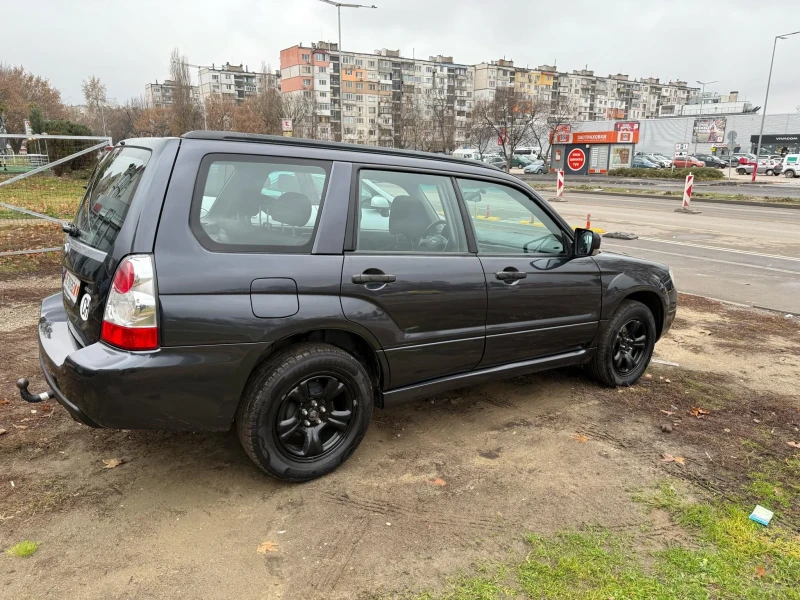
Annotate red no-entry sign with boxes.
[567,148,586,171]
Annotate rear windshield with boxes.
[74,147,150,253]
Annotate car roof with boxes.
[182,130,498,173]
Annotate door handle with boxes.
[495,271,527,281]
[352,273,396,284]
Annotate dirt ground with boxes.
[1,262,799,599]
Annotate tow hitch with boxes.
[17,378,55,403]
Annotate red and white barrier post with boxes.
[675,173,701,214]
[550,169,566,202]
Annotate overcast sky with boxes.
[4,0,799,114]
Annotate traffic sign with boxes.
[567,148,586,171]
[674,142,689,151]
[281,119,293,132]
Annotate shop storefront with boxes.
[749,134,800,156]
[550,128,639,174]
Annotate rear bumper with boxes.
[37,293,269,431]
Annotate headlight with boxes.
[668,268,676,290]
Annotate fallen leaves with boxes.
[102,458,124,469]
[755,565,767,579]
[660,410,675,417]
[689,407,710,418]
[573,434,590,443]
[429,477,447,486]
[256,541,279,554]
[0,399,9,405]
[787,441,800,450]
[662,453,686,465]
[0,429,6,436]
[11,424,28,430]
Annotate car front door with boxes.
[341,168,487,389]
[456,178,602,368]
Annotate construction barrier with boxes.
[550,170,566,202]
[674,173,701,214]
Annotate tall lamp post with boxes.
[318,0,377,51]
[693,79,718,153]
[754,30,800,179]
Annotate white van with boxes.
[782,154,799,178]
[452,148,481,161]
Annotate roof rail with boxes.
[181,131,497,171]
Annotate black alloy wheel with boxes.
[612,319,648,376]
[236,343,373,481]
[275,375,356,460]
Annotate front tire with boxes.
[737,168,746,175]
[236,343,373,482]
[589,300,656,387]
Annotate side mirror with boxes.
[463,191,482,203]
[574,228,601,257]
[370,196,390,210]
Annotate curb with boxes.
[678,291,792,316]
[546,189,800,210]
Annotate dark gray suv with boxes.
[19,132,677,481]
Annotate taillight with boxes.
[101,254,159,351]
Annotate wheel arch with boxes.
[243,327,388,404]
[622,290,665,339]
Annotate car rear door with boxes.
[455,177,602,367]
[340,167,487,389]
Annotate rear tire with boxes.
[737,168,746,175]
[786,170,795,178]
[589,300,657,387]
[236,343,373,482]
[766,169,773,176]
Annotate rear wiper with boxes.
[61,222,81,237]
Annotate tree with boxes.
[0,64,65,148]
[281,94,314,139]
[233,88,283,135]
[82,75,108,135]
[134,106,172,137]
[529,95,574,165]
[465,114,495,157]
[204,94,237,131]
[472,87,544,170]
[168,48,202,136]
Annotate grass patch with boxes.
[0,175,85,220]
[5,540,40,557]
[413,483,800,599]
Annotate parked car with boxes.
[632,156,661,169]
[483,156,509,172]
[652,153,673,168]
[635,152,670,168]
[671,156,705,168]
[19,132,677,482]
[782,154,800,178]
[735,159,783,176]
[522,159,547,174]
[732,152,757,166]
[510,154,532,169]
[694,154,726,168]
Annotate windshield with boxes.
[74,147,150,253]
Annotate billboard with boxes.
[692,118,726,144]
[613,121,639,133]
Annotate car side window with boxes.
[355,170,468,253]
[193,155,330,253]
[456,179,567,255]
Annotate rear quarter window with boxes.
[73,147,150,253]
[192,154,331,253]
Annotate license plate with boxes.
[63,270,80,305]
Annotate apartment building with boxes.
[473,59,515,101]
[280,42,474,150]
[197,62,279,105]
[144,80,200,109]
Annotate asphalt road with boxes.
[547,193,800,313]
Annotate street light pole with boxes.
[694,79,717,154]
[318,0,377,50]
[754,30,800,179]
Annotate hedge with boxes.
[607,167,724,180]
